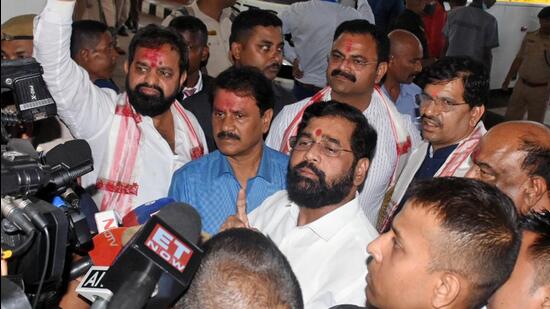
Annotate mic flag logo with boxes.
[145,224,193,272]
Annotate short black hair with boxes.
[520,210,550,293]
[296,100,377,163]
[212,66,274,116]
[168,15,208,47]
[333,19,389,63]
[417,56,489,108]
[128,24,188,75]
[70,20,109,58]
[520,141,550,196]
[181,228,303,309]
[229,9,282,45]
[406,177,521,309]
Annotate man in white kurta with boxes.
[224,101,380,308]
[34,0,207,217]
[266,20,420,226]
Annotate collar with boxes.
[427,121,486,158]
[183,71,203,94]
[288,194,363,241]
[215,145,274,183]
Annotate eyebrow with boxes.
[391,224,403,241]
[322,135,342,147]
[259,40,273,45]
[474,160,496,174]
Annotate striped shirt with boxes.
[266,89,421,225]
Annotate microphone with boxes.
[75,227,140,302]
[101,202,202,309]
[95,210,121,234]
[43,139,93,189]
[121,197,175,226]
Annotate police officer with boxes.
[502,6,550,124]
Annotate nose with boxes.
[144,70,160,86]
[420,98,438,116]
[220,114,236,132]
[367,236,384,264]
[414,60,422,74]
[302,142,322,163]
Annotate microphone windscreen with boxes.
[155,203,202,244]
[89,227,129,266]
[122,197,174,227]
[44,139,92,168]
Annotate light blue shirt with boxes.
[382,82,422,128]
[168,145,289,234]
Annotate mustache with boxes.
[135,83,164,97]
[421,114,442,127]
[217,131,240,140]
[266,62,281,71]
[293,161,325,180]
[331,69,356,82]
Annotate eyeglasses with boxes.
[415,93,469,112]
[289,136,353,157]
[329,52,378,71]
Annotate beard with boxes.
[126,80,179,117]
[287,161,356,209]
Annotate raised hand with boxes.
[220,189,250,231]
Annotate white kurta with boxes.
[249,190,379,309]
[34,0,207,215]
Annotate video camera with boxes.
[1,58,94,308]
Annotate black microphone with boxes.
[100,202,202,309]
[43,139,93,189]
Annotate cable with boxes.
[1,230,36,257]
[32,227,50,309]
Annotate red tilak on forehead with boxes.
[315,128,322,136]
[216,99,237,111]
[142,48,162,68]
[344,39,353,53]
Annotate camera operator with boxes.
[34,0,208,218]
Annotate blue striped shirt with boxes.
[168,145,289,234]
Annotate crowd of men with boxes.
[1,0,549,308]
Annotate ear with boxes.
[432,272,461,308]
[123,60,129,74]
[78,49,91,63]
[375,61,388,84]
[468,105,485,127]
[230,42,242,63]
[524,175,547,209]
[261,108,273,134]
[353,158,370,187]
[200,45,209,62]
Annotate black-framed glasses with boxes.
[415,93,469,112]
[289,136,353,157]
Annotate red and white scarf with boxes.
[96,96,204,216]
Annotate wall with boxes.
[1,0,46,24]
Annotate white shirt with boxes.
[280,0,375,88]
[249,190,379,309]
[266,89,421,225]
[34,0,208,211]
[162,1,232,77]
[181,71,203,100]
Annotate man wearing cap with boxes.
[502,6,550,124]
[1,14,35,60]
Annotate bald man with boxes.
[467,121,550,214]
[381,29,423,124]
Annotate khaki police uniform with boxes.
[505,30,550,123]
